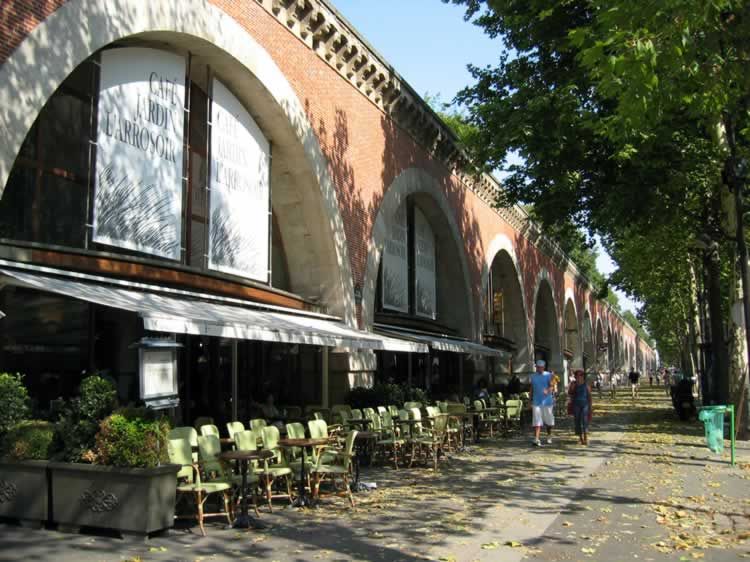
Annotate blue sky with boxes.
[332,0,639,315]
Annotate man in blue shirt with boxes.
[530,359,554,446]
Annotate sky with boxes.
[332,0,640,316]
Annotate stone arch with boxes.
[595,316,607,371]
[563,289,581,371]
[0,0,357,323]
[582,308,595,372]
[362,167,476,338]
[532,271,562,373]
[482,234,531,371]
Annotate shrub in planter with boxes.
[0,373,30,437]
[49,409,178,537]
[51,375,117,463]
[2,420,54,461]
[0,420,53,525]
[93,410,170,468]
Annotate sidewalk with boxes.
[1,387,748,562]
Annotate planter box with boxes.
[0,460,49,526]
[49,462,179,537]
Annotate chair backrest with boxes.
[473,400,485,412]
[287,422,306,439]
[446,403,467,414]
[350,409,363,420]
[489,396,499,407]
[377,406,387,416]
[362,407,376,420]
[331,404,351,424]
[437,401,448,414]
[169,426,198,448]
[496,392,504,403]
[167,437,194,482]
[369,413,383,432]
[505,399,522,419]
[432,413,449,435]
[197,434,223,476]
[463,396,471,407]
[387,405,399,418]
[285,422,306,460]
[314,411,326,421]
[250,418,267,431]
[404,401,422,410]
[252,426,266,448]
[338,409,351,424]
[381,411,394,430]
[426,406,439,418]
[200,424,220,438]
[262,425,285,464]
[409,407,424,434]
[308,419,328,440]
[226,421,245,440]
[343,429,357,456]
[193,416,214,430]
[235,429,258,451]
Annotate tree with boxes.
[446,0,744,412]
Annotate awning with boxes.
[376,326,506,357]
[0,267,426,352]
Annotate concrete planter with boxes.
[49,462,179,538]
[0,460,50,526]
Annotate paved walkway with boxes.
[1,387,748,562]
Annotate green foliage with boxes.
[51,375,118,463]
[0,373,30,436]
[94,411,170,468]
[347,383,431,409]
[1,420,54,461]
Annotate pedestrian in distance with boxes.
[628,368,640,399]
[649,371,654,386]
[530,359,555,446]
[571,369,592,445]
[609,372,618,399]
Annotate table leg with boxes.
[232,460,266,530]
[291,448,315,508]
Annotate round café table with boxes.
[278,437,329,508]
[219,449,275,529]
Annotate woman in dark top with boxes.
[571,369,593,445]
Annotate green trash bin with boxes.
[698,406,727,454]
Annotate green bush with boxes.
[0,373,30,436]
[94,411,170,468]
[2,420,54,461]
[347,382,430,409]
[51,375,118,463]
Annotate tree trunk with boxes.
[705,246,729,404]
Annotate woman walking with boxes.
[571,369,593,445]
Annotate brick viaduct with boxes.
[0,0,656,387]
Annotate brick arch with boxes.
[563,288,582,370]
[362,167,476,338]
[531,269,563,372]
[0,0,358,323]
[483,233,532,371]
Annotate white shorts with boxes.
[532,405,554,427]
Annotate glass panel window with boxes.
[0,166,35,241]
[39,93,90,179]
[37,172,87,246]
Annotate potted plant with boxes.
[49,407,179,538]
[0,418,54,527]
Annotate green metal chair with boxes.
[404,401,422,411]
[249,419,267,432]
[259,426,293,511]
[350,409,363,421]
[169,436,232,536]
[230,430,266,515]
[414,414,449,469]
[169,426,198,462]
[376,406,387,417]
[331,404,351,425]
[387,405,399,418]
[311,430,357,507]
[377,412,405,469]
[226,421,245,440]
[307,419,338,465]
[199,424,220,438]
[474,400,502,437]
[504,399,523,433]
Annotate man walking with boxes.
[530,359,554,446]
[628,367,640,399]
